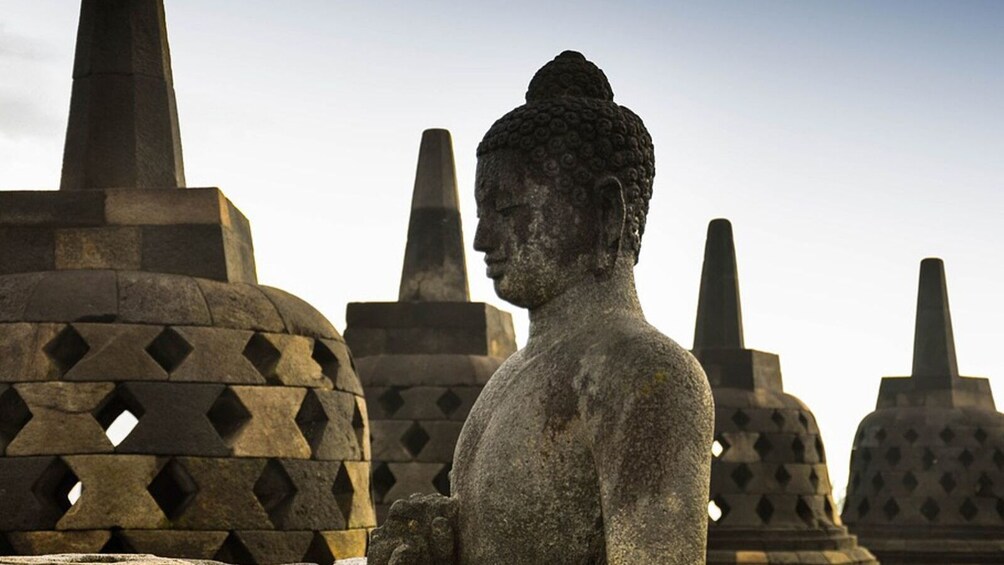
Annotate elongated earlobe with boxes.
[594,175,626,275]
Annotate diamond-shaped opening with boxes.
[959,449,975,468]
[857,497,870,518]
[311,339,340,384]
[0,387,32,450]
[254,459,297,527]
[731,410,750,429]
[885,446,901,466]
[148,458,198,521]
[372,462,396,502]
[939,426,955,443]
[850,472,860,493]
[295,390,329,454]
[730,463,753,490]
[145,327,193,374]
[798,412,810,431]
[753,434,772,459]
[214,533,255,565]
[93,386,144,448]
[872,472,885,492]
[755,496,774,524]
[32,457,80,515]
[207,388,252,446]
[708,498,726,522]
[433,463,452,496]
[437,389,463,417]
[824,496,836,521]
[922,448,937,470]
[243,333,282,385]
[332,463,355,524]
[975,427,989,444]
[792,437,806,462]
[902,471,918,492]
[711,440,724,458]
[940,472,957,493]
[774,465,792,486]
[809,468,820,491]
[770,410,785,429]
[401,422,430,458]
[0,534,13,556]
[903,428,919,443]
[302,533,335,565]
[960,498,978,521]
[977,473,994,497]
[814,436,825,461]
[921,497,940,521]
[795,496,814,526]
[44,325,90,375]
[995,449,1004,471]
[875,427,887,442]
[100,530,136,554]
[378,388,405,417]
[883,498,900,520]
[351,399,366,451]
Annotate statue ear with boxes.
[594,175,626,274]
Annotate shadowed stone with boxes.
[58,455,166,529]
[399,129,469,302]
[694,218,744,350]
[912,258,959,387]
[61,0,185,190]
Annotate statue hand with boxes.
[368,493,459,565]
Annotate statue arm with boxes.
[587,343,714,564]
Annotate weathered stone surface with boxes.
[227,531,313,565]
[0,274,44,321]
[316,339,363,396]
[259,287,339,340]
[0,191,106,226]
[8,383,115,455]
[118,272,212,326]
[369,52,712,564]
[228,387,310,458]
[57,455,165,529]
[64,324,168,381]
[0,324,63,382]
[170,327,263,385]
[105,188,225,226]
[120,531,228,560]
[24,271,118,323]
[114,383,228,455]
[0,227,56,273]
[0,457,78,530]
[298,389,366,461]
[167,458,270,530]
[5,534,112,557]
[694,220,876,564]
[0,554,225,565]
[195,280,284,333]
[55,227,142,270]
[842,259,1004,564]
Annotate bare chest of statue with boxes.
[451,342,607,565]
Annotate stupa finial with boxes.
[694,218,745,350]
[398,129,470,302]
[61,0,186,190]
[911,258,960,385]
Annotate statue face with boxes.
[474,151,595,309]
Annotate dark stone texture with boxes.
[0,191,106,227]
[195,279,284,333]
[114,383,229,455]
[369,52,712,564]
[118,271,212,326]
[842,259,1004,564]
[0,227,56,274]
[259,286,340,340]
[24,271,118,323]
[695,220,876,564]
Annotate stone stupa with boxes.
[694,219,877,564]
[842,258,1004,563]
[343,129,516,522]
[0,1,373,562]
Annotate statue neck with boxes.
[527,261,643,344]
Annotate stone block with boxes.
[316,338,363,395]
[0,273,45,321]
[104,188,227,226]
[0,191,105,227]
[0,227,56,275]
[0,457,75,530]
[228,386,311,458]
[195,279,284,333]
[120,530,228,560]
[54,227,141,270]
[6,531,110,555]
[0,323,63,382]
[298,389,365,461]
[117,271,211,326]
[58,455,165,529]
[370,420,415,463]
[64,324,168,381]
[355,354,502,388]
[115,382,229,456]
[170,327,264,384]
[8,382,115,455]
[227,531,313,565]
[342,461,376,529]
[377,462,446,505]
[141,224,242,283]
[259,286,339,340]
[313,530,369,561]
[23,271,118,323]
[252,333,328,388]
[413,421,463,462]
[270,460,347,530]
[170,457,271,530]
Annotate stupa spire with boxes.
[911,258,960,385]
[61,0,186,190]
[694,218,745,350]
[398,128,470,302]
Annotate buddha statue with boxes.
[368,51,714,564]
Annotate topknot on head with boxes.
[525,50,614,103]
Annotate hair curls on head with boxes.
[477,51,656,261]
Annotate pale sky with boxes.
[2,0,1002,504]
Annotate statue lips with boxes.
[484,256,507,279]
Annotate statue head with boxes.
[474,51,656,308]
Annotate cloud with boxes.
[0,25,54,61]
[0,90,61,140]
